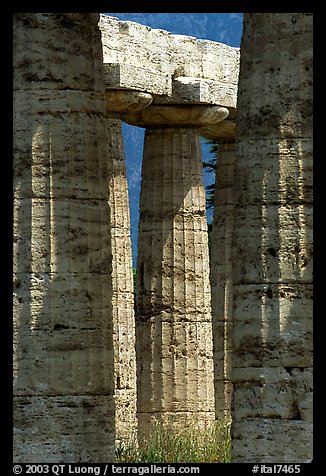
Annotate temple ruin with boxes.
[13,13,313,463]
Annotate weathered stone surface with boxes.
[103,63,171,96]
[235,14,312,140]
[14,396,115,463]
[136,125,215,436]
[232,419,313,463]
[200,110,236,141]
[231,13,313,463]
[156,77,237,106]
[233,204,313,284]
[14,13,105,92]
[232,367,313,421]
[13,13,115,462]
[107,118,137,445]
[13,107,111,201]
[232,283,313,368]
[13,198,111,273]
[99,14,239,108]
[234,138,313,206]
[210,142,235,419]
[121,104,229,128]
[105,89,153,114]
[14,10,314,464]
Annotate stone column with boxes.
[123,104,228,436]
[201,114,236,421]
[104,90,153,445]
[211,141,235,420]
[231,13,313,462]
[106,117,137,446]
[13,13,114,462]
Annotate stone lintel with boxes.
[155,77,238,109]
[103,63,171,96]
[100,14,240,89]
[104,64,238,113]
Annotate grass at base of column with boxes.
[115,419,231,463]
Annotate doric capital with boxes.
[120,103,229,128]
[104,89,153,118]
[200,107,237,142]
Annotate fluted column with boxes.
[13,13,114,462]
[231,13,313,462]
[210,141,235,419]
[125,104,228,435]
[104,90,153,445]
[106,117,137,445]
[201,114,236,421]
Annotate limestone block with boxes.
[98,15,121,63]
[13,89,105,115]
[14,395,115,463]
[137,370,214,413]
[232,284,313,368]
[112,299,136,391]
[232,204,313,284]
[14,13,104,92]
[100,15,240,88]
[13,272,113,394]
[13,272,111,325]
[115,388,138,444]
[14,198,111,274]
[235,138,313,207]
[231,419,313,463]
[167,76,237,108]
[13,107,108,201]
[232,367,312,421]
[103,63,171,96]
[231,12,312,463]
[170,34,202,78]
[99,14,239,109]
[236,17,312,140]
[136,320,214,360]
[199,39,240,85]
[100,15,175,77]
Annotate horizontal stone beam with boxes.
[103,63,171,96]
[167,76,237,108]
[100,15,239,110]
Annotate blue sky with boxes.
[104,13,243,46]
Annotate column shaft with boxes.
[210,142,235,419]
[13,13,115,462]
[136,127,215,435]
[107,117,137,445]
[231,13,313,462]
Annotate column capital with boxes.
[199,107,237,142]
[105,88,153,117]
[120,103,229,128]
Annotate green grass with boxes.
[115,419,231,463]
